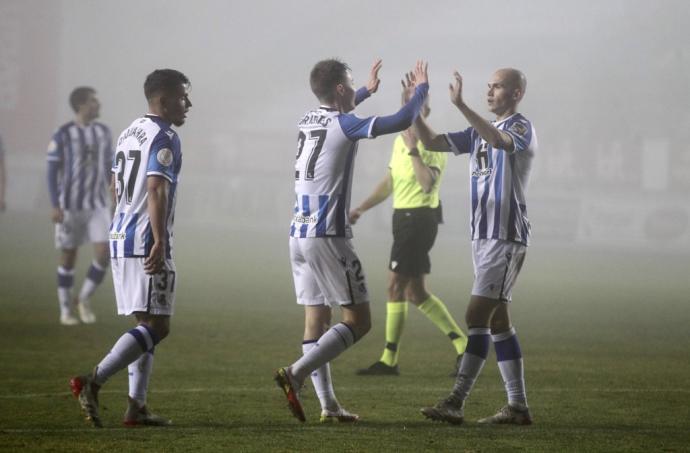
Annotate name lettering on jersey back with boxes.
[298,113,332,128]
[118,127,147,146]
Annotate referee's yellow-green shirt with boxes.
[389,135,447,209]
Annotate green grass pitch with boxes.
[1,211,688,452]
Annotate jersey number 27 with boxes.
[295,129,327,181]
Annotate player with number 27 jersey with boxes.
[110,115,182,259]
[291,106,379,239]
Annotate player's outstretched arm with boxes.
[370,61,430,137]
[398,71,451,152]
[450,70,514,151]
[349,172,392,224]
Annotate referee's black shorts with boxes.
[389,207,439,276]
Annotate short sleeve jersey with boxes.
[46,121,113,210]
[388,134,447,209]
[445,113,537,245]
[109,115,182,258]
[290,107,377,238]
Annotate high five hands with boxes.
[400,60,429,103]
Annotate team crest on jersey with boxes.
[157,148,173,166]
[509,122,528,137]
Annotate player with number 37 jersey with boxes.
[109,115,182,259]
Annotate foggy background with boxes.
[1,0,689,263]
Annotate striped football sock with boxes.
[94,324,159,386]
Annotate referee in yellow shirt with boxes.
[351,99,467,376]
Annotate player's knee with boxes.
[142,319,170,341]
[465,309,489,328]
[490,317,511,334]
[387,280,405,301]
[404,287,427,305]
[154,324,170,341]
[354,318,371,339]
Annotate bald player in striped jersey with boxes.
[70,69,191,428]
[47,87,113,325]
[275,59,430,423]
[417,68,537,425]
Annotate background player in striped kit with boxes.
[416,68,537,425]
[352,95,467,377]
[46,87,113,325]
[275,59,430,423]
[70,69,191,428]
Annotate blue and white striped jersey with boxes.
[46,121,113,210]
[109,115,182,259]
[446,113,537,246]
[290,108,377,238]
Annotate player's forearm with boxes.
[47,161,60,207]
[409,154,435,193]
[371,83,429,136]
[147,182,168,246]
[413,116,450,152]
[357,176,392,212]
[456,102,513,151]
[354,87,371,106]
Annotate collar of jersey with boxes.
[145,114,172,128]
[493,112,520,126]
[318,106,339,112]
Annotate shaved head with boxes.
[496,68,527,96]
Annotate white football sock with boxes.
[451,327,491,402]
[94,325,157,386]
[57,266,74,315]
[291,323,355,384]
[493,327,527,409]
[128,349,154,407]
[303,341,338,411]
[78,260,107,304]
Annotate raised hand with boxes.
[400,71,416,103]
[367,59,383,94]
[412,60,428,86]
[449,70,464,107]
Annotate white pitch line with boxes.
[1,386,689,400]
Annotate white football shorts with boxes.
[289,236,369,306]
[55,206,110,249]
[111,257,176,316]
[471,238,527,302]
